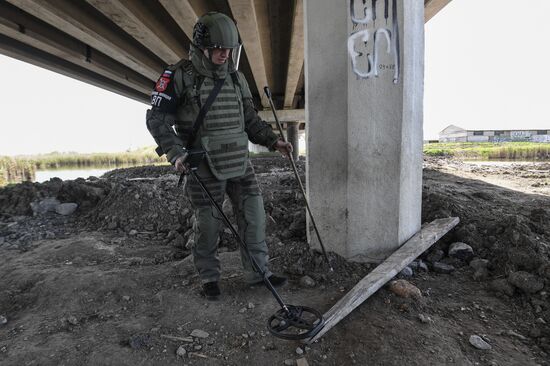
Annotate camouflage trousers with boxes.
[185,159,271,284]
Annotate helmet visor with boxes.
[230,44,242,70]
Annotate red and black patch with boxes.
[155,76,171,92]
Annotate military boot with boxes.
[202,282,221,301]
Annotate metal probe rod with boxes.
[263,86,333,272]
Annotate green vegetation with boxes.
[0,147,165,186]
[423,142,550,160]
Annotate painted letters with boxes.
[348,0,400,83]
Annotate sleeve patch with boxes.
[151,69,178,113]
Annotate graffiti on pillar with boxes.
[348,0,400,84]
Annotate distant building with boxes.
[439,125,550,143]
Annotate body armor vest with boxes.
[173,60,250,180]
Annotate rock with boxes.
[283,359,295,366]
[418,314,433,324]
[508,271,544,294]
[399,266,413,277]
[67,315,78,325]
[296,358,309,366]
[416,260,429,272]
[122,295,131,301]
[194,345,202,351]
[185,237,195,250]
[426,249,444,263]
[190,329,209,338]
[469,335,492,350]
[490,279,515,296]
[432,262,455,274]
[128,334,152,350]
[55,203,78,216]
[388,280,422,299]
[176,345,187,357]
[299,275,316,288]
[296,347,304,355]
[45,231,56,239]
[30,197,60,215]
[128,229,138,236]
[239,308,247,313]
[469,258,489,271]
[448,242,474,260]
[0,315,7,325]
[247,302,255,309]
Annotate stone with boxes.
[469,335,492,350]
[0,315,7,325]
[296,347,304,355]
[129,230,138,236]
[448,242,474,260]
[45,231,56,239]
[122,296,131,301]
[399,266,413,277]
[190,329,209,338]
[31,197,60,215]
[176,345,187,357]
[426,249,444,263]
[296,358,309,366]
[469,258,489,271]
[247,302,255,309]
[284,359,295,366]
[418,314,433,324]
[432,262,455,274]
[299,275,316,288]
[55,203,78,216]
[490,279,515,296]
[388,280,422,299]
[67,316,78,325]
[508,271,545,294]
[128,334,152,350]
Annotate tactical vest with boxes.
[172,60,251,180]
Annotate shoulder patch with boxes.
[151,68,178,113]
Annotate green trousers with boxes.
[185,159,271,284]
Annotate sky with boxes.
[1,0,549,155]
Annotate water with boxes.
[34,168,113,183]
[34,164,147,183]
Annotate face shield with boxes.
[230,44,242,70]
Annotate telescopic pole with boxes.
[263,86,333,272]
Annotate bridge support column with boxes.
[304,0,424,261]
[286,121,300,161]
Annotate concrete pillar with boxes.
[304,0,424,262]
[286,121,300,161]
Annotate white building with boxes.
[439,125,550,143]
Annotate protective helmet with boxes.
[193,12,240,49]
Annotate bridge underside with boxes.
[0,0,450,123]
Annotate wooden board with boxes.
[306,217,460,343]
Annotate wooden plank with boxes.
[0,34,149,104]
[283,0,303,108]
[6,0,163,80]
[0,2,152,94]
[158,0,198,40]
[85,0,187,64]
[424,0,452,22]
[306,217,460,344]
[228,0,270,108]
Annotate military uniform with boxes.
[146,13,282,290]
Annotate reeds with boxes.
[423,142,550,160]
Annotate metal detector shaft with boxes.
[263,86,333,271]
[189,169,289,311]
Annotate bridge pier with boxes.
[304,0,424,261]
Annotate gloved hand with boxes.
[273,140,293,157]
[174,152,190,174]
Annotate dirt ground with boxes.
[0,157,549,366]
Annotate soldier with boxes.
[146,12,292,300]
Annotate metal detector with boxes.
[184,149,324,340]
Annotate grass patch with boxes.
[423,142,550,160]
